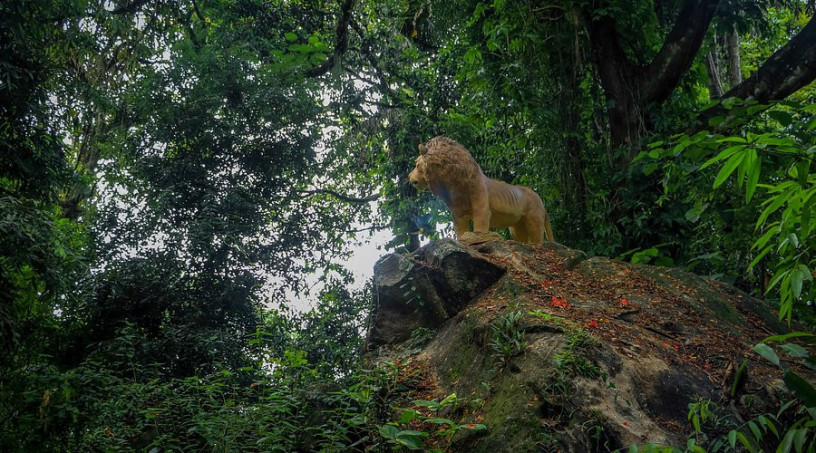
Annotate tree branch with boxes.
[305,0,355,77]
[695,15,816,129]
[642,0,720,103]
[588,14,635,98]
[722,15,816,103]
[191,0,207,24]
[110,0,152,15]
[298,189,379,203]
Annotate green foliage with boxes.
[645,100,816,322]
[642,334,816,453]
[750,333,816,452]
[553,325,601,380]
[0,321,398,452]
[489,310,527,367]
[529,310,598,373]
[405,327,437,350]
[381,394,487,451]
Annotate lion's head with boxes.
[408,137,482,192]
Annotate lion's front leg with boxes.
[452,214,471,238]
[471,191,491,234]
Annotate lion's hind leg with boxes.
[523,214,545,244]
[510,224,529,243]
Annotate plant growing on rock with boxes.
[489,310,527,367]
[379,393,487,451]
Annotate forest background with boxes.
[2,0,816,450]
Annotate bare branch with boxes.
[298,189,379,203]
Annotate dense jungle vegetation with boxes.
[1,0,815,451]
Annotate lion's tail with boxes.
[543,210,554,242]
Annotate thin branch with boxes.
[298,189,380,203]
[345,224,388,234]
[191,0,207,25]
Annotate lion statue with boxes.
[408,136,554,244]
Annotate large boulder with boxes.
[368,239,506,347]
[366,238,809,452]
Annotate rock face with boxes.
[367,239,804,452]
[368,239,506,347]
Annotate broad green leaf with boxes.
[768,110,793,127]
[752,224,780,250]
[749,243,774,272]
[736,431,753,450]
[397,409,419,424]
[779,429,795,453]
[783,370,816,408]
[757,187,797,227]
[714,153,745,188]
[378,424,399,439]
[439,393,457,407]
[424,417,454,425]
[717,136,748,143]
[699,145,745,170]
[759,415,779,438]
[753,343,781,366]
[462,423,486,431]
[728,430,737,448]
[748,420,762,442]
[780,343,811,358]
[768,269,791,294]
[793,428,807,453]
[761,332,816,343]
[791,264,812,299]
[746,153,761,202]
[396,431,428,450]
[801,195,815,238]
[748,103,769,115]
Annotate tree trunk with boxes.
[726,24,742,88]
[586,0,720,252]
[588,0,720,153]
[706,37,724,98]
[588,16,644,151]
[561,9,589,225]
[61,115,104,221]
[407,217,420,252]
